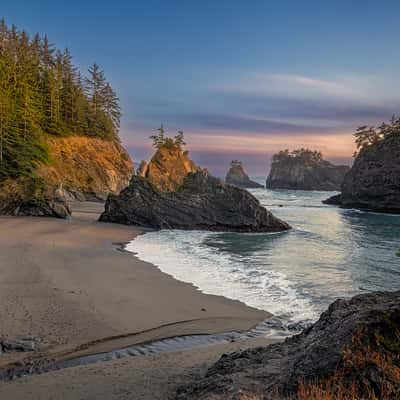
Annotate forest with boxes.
[0,19,121,180]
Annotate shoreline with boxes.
[0,201,269,367]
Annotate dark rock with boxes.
[266,149,350,191]
[225,160,263,189]
[176,291,400,399]
[100,171,290,232]
[0,178,71,219]
[324,135,400,213]
[1,338,41,352]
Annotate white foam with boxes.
[126,230,318,324]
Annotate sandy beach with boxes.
[0,202,272,398]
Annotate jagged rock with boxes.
[177,291,400,400]
[100,171,290,232]
[142,146,200,192]
[225,160,263,189]
[266,149,349,191]
[324,135,400,213]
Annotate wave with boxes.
[126,230,318,325]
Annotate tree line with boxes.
[272,148,323,164]
[0,19,121,180]
[354,115,400,156]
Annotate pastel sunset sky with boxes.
[4,0,400,176]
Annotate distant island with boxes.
[325,117,400,213]
[0,21,133,217]
[225,160,263,189]
[266,148,350,191]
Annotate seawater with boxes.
[126,188,400,329]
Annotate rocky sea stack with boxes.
[177,291,400,400]
[324,127,400,213]
[266,149,349,191]
[225,160,263,188]
[100,171,290,232]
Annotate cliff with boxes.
[100,171,290,232]
[0,136,133,218]
[266,149,350,191]
[324,134,400,213]
[37,136,133,201]
[225,161,263,188]
[177,291,400,400]
[138,146,199,191]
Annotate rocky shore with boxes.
[177,291,400,400]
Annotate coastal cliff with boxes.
[266,149,349,191]
[324,130,400,213]
[37,136,133,201]
[0,22,133,218]
[177,291,400,400]
[225,160,263,188]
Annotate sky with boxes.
[3,1,400,176]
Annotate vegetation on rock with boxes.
[0,19,121,182]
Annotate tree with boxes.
[150,125,187,149]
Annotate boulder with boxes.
[324,134,400,213]
[177,291,400,399]
[100,171,290,232]
[225,160,263,189]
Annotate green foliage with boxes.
[353,116,400,156]
[272,148,323,164]
[0,19,121,181]
[150,125,187,150]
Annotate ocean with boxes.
[126,186,400,334]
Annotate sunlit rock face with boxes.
[141,146,200,192]
[225,160,263,189]
[325,135,400,213]
[267,149,349,191]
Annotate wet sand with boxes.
[0,201,272,397]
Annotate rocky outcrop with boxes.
[100,171,290,232]
[36,136,133,201]
[225,160,263,189]
[177,291,400,400]
[0,178,70,219]
[324,135,400,213]
[136,160,148,177]
[140,146,200,192]
[266,149,349,191]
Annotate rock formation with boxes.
[266,149,350,191]
[177,291,400,400]
[225,160,263,188]
[324,134,400,213]
[138,146,200,192]
[100,171,290,232]
[37,136,133,201]
[0,178,70,218]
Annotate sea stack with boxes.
[100,135,290,232]
[225,160,263,188]
[266,149,349,191]
[325,126,400,213]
